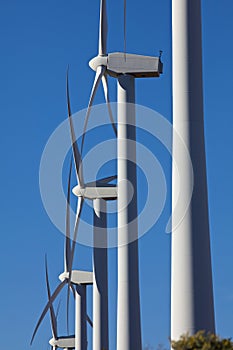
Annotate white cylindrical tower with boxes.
[93,198,109,350]
[117,75,142,350]
[171,0,215,340]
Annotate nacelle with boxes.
[59,270,93,285]
[49,336,75,349]
[89,52,163,78]
[72,185,117,200]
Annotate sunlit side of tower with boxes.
[171,0,215,340]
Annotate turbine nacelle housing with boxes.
[49,336,75,349]
[72,185,117,200]
[59,270,93,285]
[89,52,163,78]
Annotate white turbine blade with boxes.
[66,69,84,187]
[30,280,67,345]
[81,65,106,154]
[101,74,117,136]
[66,284,76,333]
[65,158,73,273]
[98,0,108,56]
[68,197,84,274]
[70,284,76,299]
[66,197,84,328]
[65,189,82,335]
[65,281,77,335]
[75,196,84,233]
[45,256,58,340]
[70,197,84,263]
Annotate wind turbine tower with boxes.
[171,0,215,340]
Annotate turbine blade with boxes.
[86,174,117,187]
[55,299,62,321]
[101,74,117,136]
[69,197,84,274]
[97,174,117,184]
[98,0,108,56]
[45,256,58,340]
[86,314,93,328]
[74,196,84,240]
[66,281,77,335]
[81,65,106,155]
[66,68,84,187]
[65,158,73,335]
[65,157,73,273]
[66,197,84,333]
[70,284,76,299]
[30,280,67,345]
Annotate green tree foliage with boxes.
[171,331,233,350]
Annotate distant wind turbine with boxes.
[31,163,93,350]
[33,256,75,350]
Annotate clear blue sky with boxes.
[0,0,233,349]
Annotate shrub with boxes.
[171,331,233,350]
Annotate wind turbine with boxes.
[31,162,93,350]
[59,270,93,350]
[31,252,94,350]
[171,0,215,340]
[38,256,76,350]
[66,72,117,350]
[81,1,163,349]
